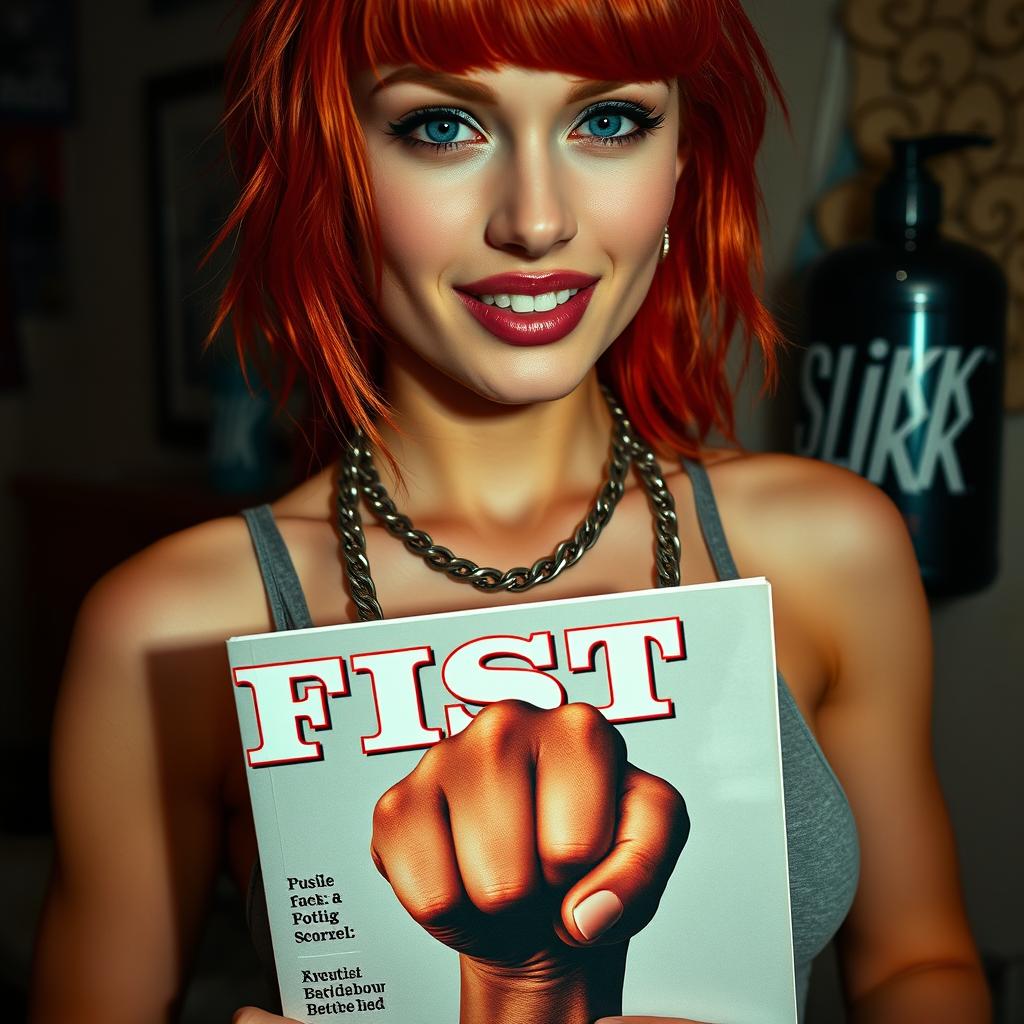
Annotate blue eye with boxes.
[584,113,624,138]
[423,119,461,144]
[385,107,482,153]
[385,99,665,155]
[574,101,665,147]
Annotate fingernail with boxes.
[572,889,623,940]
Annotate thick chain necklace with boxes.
[336,386,680,622]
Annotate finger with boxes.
[370,776,469,933]
[595,1017,708,1023]
[231,1008,302,1023]
[535,703,625,887]
[443,702,541,913]
[558,764,690,946]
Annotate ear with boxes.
[674,143,688,185]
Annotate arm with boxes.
[805,470,990,1021]
[370,701,690,1024]
[759,461,990,1022]
[29,525,256,1023]
[598,459,990,1024]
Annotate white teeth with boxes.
[475,288,582,313]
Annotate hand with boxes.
[596,1018,710,1023]
[371,700,690,1022]
[231,1009,301,1023]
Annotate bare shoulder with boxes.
[74,462,340,682]
[694,451,928,706]
[79,512,274,647]
[53,510,285,815]
[701,449,918,584]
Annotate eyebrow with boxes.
[369,67,664,104]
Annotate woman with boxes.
[30,0,990,1022]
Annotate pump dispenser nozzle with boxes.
[875,132,994,246]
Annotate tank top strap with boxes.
[240,505,315,631]
[680,456,740,582]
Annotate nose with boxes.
[484,137,578,259]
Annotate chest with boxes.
[301,477,828,717]
[223,475,832,883]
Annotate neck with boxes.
[375,356,614,533]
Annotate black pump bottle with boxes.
[795,133,1007,599]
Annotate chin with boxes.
[452,354,598,409]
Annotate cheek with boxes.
[373,162,481,282]
[584,153,677,260]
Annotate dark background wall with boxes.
[0,0,1020,1019]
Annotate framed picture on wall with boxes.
[145,63,234,447]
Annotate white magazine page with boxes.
[228,577,795,1024]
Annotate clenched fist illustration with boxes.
[370,700,690,1023]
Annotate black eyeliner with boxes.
[384,97,666,152]
[384,106,484,139]
[577,98,664,131]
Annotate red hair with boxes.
[207,0,788,461]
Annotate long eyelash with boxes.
[383,99,667,154]
[577,100,666,147]
[384,106,480,154]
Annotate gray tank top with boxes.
[240,458,859,1021]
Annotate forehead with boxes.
[350,64,672,106]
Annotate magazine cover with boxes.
[228,577,796,1024]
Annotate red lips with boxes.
[456,271,599,297]
[453,271,600,346]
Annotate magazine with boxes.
[228,577,796,1023]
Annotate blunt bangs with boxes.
[349,0,717,82]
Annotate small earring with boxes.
[660,225,670,262]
